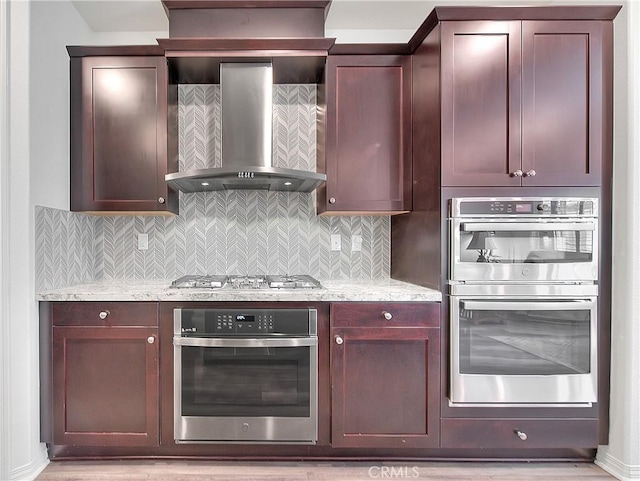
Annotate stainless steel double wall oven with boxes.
[448,197,599,405]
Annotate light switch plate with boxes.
[137,233,149,251]
[330,234,341,251]
[352,235,362,252]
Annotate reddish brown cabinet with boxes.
[330,303,440,448]
[319,55,412,214]
[44,302,160,447]
[441,20,605,187]
[69,49,178,213]
[441,418,598,449]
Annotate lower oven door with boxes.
[450,296,597,405]
[174,337,318,443]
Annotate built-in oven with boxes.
[449,284,598,405]
[173,308,318,443]
[448,197,599,406]
[450,197,598,283]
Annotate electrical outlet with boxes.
[351,235,362,252]
[137,233,149,251]
[330,234,342,251]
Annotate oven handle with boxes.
[173,337,318,348]
[460,299,595,311]
[461,222,595,232]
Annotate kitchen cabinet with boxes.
[441,418,598,449]
[43,302,159,446]
[441,20,605,187]
[318,55,412,214]
[330,302,440,448]
[68,48,178,213]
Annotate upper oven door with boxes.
[450,217,598,283]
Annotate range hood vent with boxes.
[165,62,326,193]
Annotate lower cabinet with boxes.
[441,418,599,449]
[330,303,440,448]
[45,302,159,446]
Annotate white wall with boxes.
[0,1,168,479]
[2,1,47,478]
[596,1,640,480]
[0,0,11,479]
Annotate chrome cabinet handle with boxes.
[524,169,536,177]
[511,170,523,177]
[329,197,336,204]
[382,311,393,321]
[98,310,110,320]
[335,335,344,345]
[515,430,528,441]
[147,336,155,344]
[158,197,166,204]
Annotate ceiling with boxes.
[69,0,540,41]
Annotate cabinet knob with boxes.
[335,335,344,345]
[382,311,393,321]
[147,336,155,344]
[511,170,524,177]
[98,310,110,320]
[515,430,528,441]
[524,169,537,177]
[329,197,336,204]
[158,197,165,204]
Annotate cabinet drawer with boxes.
[52,302,158,327]
[331,302,439,328]
[441,418,598,449]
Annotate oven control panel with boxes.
[176,308,317,337]
[214,313,275,334]
[452,198,597,217]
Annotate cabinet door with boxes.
[70,56,177,213]
[441,21,522,187]
[521,21,604,186]
[321,55,412,214]
[52,326,159,446]
[331,326,440,448]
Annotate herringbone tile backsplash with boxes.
[35,85,390,290]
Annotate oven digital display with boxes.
[515,203,533,213]
[235,315,255,322]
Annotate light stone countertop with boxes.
[36,279,442,303]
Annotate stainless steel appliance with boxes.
[171,274,322,290]
[448,197,599,406]
[165,63,327,193]
[450,197,598,283]
[173,307,318,443]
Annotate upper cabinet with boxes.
[69,48,178,214]
[318,55,412,214]
[439,19,608,187]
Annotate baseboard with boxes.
[596,450,640,481]
[9,444,48,481]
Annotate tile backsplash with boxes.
[35,206,95,291]
[35,85,390,290]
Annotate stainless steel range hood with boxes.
[165,62,326,193]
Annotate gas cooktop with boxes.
[171,274,322,290]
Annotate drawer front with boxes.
[441,418,598,449]
[52,302,158,327]
[331,302,440,328]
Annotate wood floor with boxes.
[37,460,616,480]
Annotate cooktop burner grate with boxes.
[171,274,322,289]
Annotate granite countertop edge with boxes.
[36,279,442,303]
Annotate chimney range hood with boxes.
[165,62,326,193]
